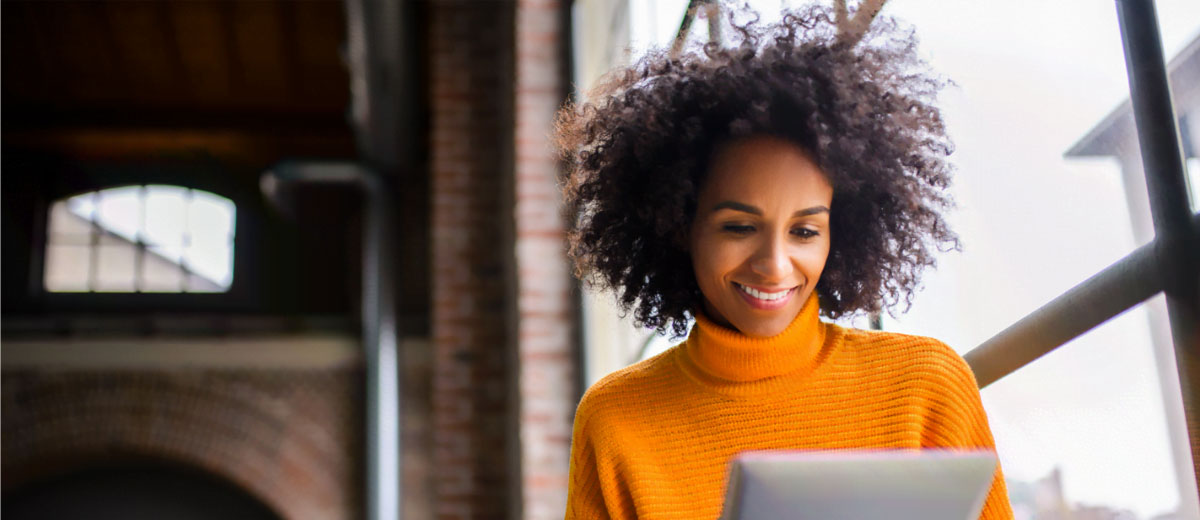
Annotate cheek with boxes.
[691,236,739,287]
[800,241,832,278]
[690,244,717,286]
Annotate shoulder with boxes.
[835,324,979,390]
[835,325,993,443]
[574,346,682,428]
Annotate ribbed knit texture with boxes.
[566,293,1013,519]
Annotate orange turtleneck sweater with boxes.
[565,293,1013,519]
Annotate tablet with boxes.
[719,450,997,520]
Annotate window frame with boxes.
[23,155,267,314]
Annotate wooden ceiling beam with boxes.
[3,128,355,166]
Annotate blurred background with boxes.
[1,1,1196,519]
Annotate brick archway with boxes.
[2,369,363,520]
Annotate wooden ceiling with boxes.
[2,0,355,164]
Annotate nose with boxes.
[749,233,793,281]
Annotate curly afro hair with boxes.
[555,3,959,337]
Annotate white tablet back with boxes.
[720,450,997,520]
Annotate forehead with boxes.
[700,136,833,205]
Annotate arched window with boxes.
[44,185,236,293]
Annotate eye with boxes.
[721,224,755,235]
[791,227,819,239]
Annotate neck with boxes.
[685,292,826,382]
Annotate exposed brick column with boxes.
[515,1,575,519]
[429,1,517,519]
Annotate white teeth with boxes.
[737,283,791,301]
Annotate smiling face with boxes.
[689,135,834,337]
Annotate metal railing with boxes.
[963,212,1199,388]
[962,0,1200,500]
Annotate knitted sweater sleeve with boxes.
[566,413,609,518]
[921,342,1015,520]
[565,423,610,520]
[565,385,628,520]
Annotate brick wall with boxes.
[3,2,577,518]
[429,0,576,518]
[2,366,364,520]
[429,1,519,519]
[514,1,575,519]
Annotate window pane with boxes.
[66,193,97,222]
[148,243,184,264]
[45,186,237,294]
[141,247,185,292]
[183,240,233,290]
[47,200,93,241]
[868,2,1200,518]
[94,185,142,242]
[978,301,1184,519]
[186,272,224,293]
[187,191,236,241]
[93,242,137,292]
[44,244,92,292]
[143,186,188,247]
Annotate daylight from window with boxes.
[44,185,236,293]
[574,1,1200,518]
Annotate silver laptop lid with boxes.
[720,450,997,520]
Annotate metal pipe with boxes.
[261,161,401,520]
[1116,0,1200,496]
[966,228,1166,388]
[965,212,1198,386]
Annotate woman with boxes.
[555,4,1013,519]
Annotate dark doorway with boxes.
[4,462,281,520]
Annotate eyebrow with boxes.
[710,200,830,218]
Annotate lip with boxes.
[733,282,797,310]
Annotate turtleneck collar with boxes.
[683,291,827,383]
